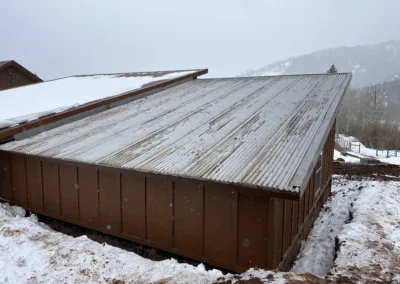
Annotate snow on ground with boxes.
[0,71,195,129]
[1,176,400,283]
[331,180,400,282]
[291,176,361,276]
[291,176,400,283]
[336,134,400,165]
[0,203,222,284]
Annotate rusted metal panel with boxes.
[304,180,310,218]
[78,167,98,225]
[25,159,43,212]
[99,170,121,233]
[237,193,268,269]
[42,161,60,215]
[10,154,27,207]
[203,184,232,265]
[0,151,12,202]
[121,172,145,239]
[282,200,292,253]
[274,198,285,266]
[146,177,173,248]
[173,180,203,256]
[59,164,79,220]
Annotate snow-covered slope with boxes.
[242,40,400,87]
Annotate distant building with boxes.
[0,60,42,90]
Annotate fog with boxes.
[1,0,399,79]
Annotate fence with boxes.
[335,134,398,158]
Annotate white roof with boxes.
[0,74,351,194]
[0,70,197,129]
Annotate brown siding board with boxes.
[42,161,60,215]
[237,193,268,269]
[230,190,238,266]
[298,194,304,227]
[265,197,276,269]
[291,200,299,241]
[10,154,27,207]
[0,151,12,202]
[203,184,231,265]
[274,198,284,266]
[146,177,172,248]
[25,159,43,212]
[173,180,203,256]
[98,170,121,233]
[59,164,79,220]
[4,148,333,273]
[78,167,98,225]
[282,200,292,254]
[121,172,145,239]
[304,181,310,218]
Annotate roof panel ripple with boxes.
[0,74,351,193]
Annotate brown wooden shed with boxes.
[0,73,351,272]
[0,60,42,90]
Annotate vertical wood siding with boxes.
[0,123,336,273]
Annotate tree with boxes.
[327,64,338,74]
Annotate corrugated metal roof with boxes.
[0,70,203,129]
[0,73,351,194]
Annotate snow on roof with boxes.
[0,70,201,129]
[0,73,351,194]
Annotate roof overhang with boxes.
[290,73,352,198]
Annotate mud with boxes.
[333,162,400,181]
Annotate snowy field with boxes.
[336,134,400,165]
[1,175,399,283]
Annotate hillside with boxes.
[242,40,400,87]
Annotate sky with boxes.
[1,0,400,80]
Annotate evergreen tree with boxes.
[327,64,338,74]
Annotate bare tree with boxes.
[363,84,384,125]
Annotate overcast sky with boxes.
[1,0,399,80]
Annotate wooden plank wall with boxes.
[0,152,283,272]
[0,123,336,273]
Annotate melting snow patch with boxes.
[291,177,363,276]
[331,180,400,282]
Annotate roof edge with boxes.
[289,73,352,196]
[0,60,43,82]
[0,148,299,200]
[228,72,352,80]
[0,69,208,141]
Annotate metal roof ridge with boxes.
[210,72,352,80]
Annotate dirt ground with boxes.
[333,162,400,181]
